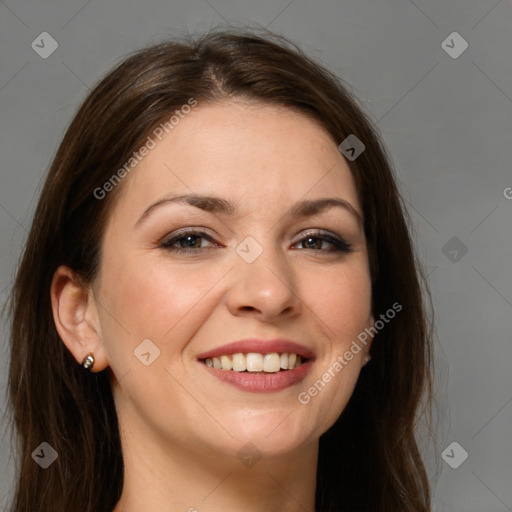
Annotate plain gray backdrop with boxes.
[1,1,511,511]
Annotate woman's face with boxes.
[93,101,374,459]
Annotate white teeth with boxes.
[220,354,232,370]
[263,353,281,373]
[246,353,263,372]
[232,353,246,372]
[203,352,306,372]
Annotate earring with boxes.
[363,354,372,364]
[81,353,95,371]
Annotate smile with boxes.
[203,352,305,372]
[199,353,312,393]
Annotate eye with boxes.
[160,228,353,255]
[160,229,218,254]
[292,230,353,253]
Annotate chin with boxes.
[217,412,314,455]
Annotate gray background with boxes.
[1,1,511,511]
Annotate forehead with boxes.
[107,101,361,223]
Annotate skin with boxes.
[51,101,375,512]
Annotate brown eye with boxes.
[293,231,353,253]
[161,230,217,253]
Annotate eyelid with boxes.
[160,226,217,245]
[160,227,353,253]
[292,229,353,252]
[293,228,344,242]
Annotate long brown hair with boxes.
[5,27,435,512]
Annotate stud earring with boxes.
[81,353,95,371]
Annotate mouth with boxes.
[198,352,313,393]
[196,338,315,392]
[200,352,307,372]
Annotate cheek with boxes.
[99,254,227,350]
[296,263,372,433]
[303,261,372,339]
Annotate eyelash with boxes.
[160,228,353,254]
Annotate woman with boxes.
[6,28,435,511]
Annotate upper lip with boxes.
[196,338,316,361]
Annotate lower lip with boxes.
[200,360,313,393]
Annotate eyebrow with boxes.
[134,193,363,227]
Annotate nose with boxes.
[225,241,302,322]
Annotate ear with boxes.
[50,265,109,372]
